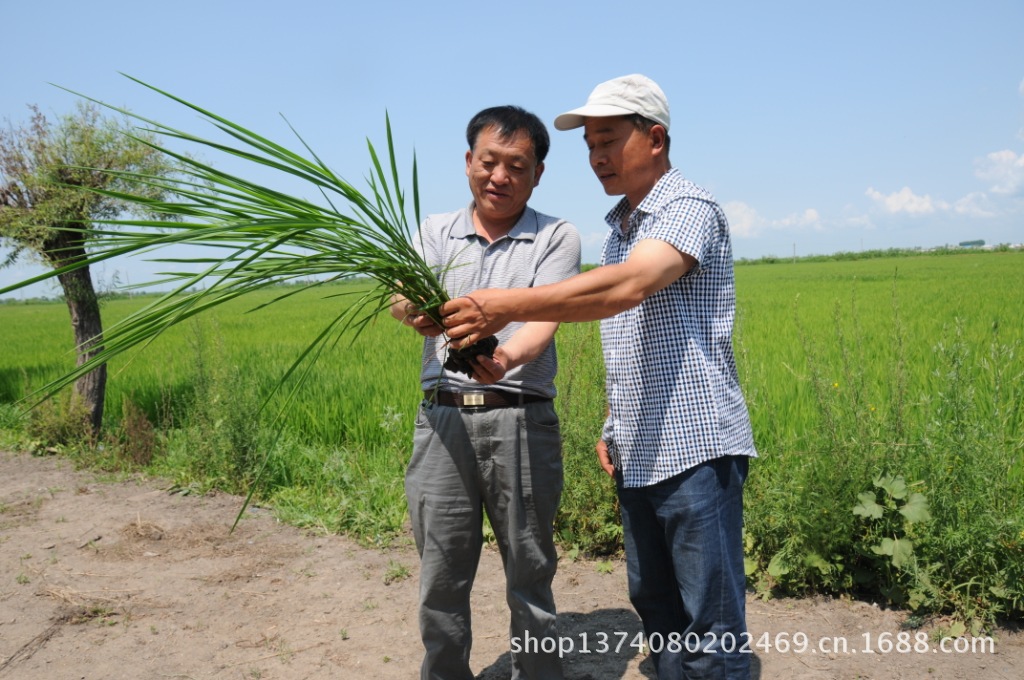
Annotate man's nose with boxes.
[490,164,510,183]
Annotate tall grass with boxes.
[549,319,621,554]
[2,250,1022,624]
[735,251,1023,629]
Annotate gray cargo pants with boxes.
[405,398,564,680]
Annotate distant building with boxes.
[959,239,985,248]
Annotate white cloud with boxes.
[952,192,997,218]
[722,201,762,238]
[975,149,1024,196]
[723,202,822,238]
[775,208,821,230]
[865,186,949,215]
[863,146,1022,223]
[864,182,1010,221]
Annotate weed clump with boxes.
[26,393,93,453]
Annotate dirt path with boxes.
[0,450,1020,679]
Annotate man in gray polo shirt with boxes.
[391,105,580,680]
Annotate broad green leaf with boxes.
[802,551,832,575]
[853,491,884,519]
[875,474,908,499]
[899,492,932,523]
[895,538,916,567]
[873,537,915,568]
[767,552,792,578]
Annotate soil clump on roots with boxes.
[443,334,499,377]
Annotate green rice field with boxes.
[1,249,1022,627]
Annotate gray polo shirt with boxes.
[414,202,581,398]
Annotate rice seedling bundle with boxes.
[0,75,496,407]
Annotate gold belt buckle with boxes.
[461,391,486,407]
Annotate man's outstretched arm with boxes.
[441,239,696,346]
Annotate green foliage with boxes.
[0,78,451,418]
[739,253,1024,627]
[155,322,271,493]
[1,100,188,432]
[736,245,1020,266]
[0,101,180,259]
[25,391,93,453]
[552,321,622,555]
[0,402,25,430]
[851,474,935,610]
[110,396,159,467]
[266,440,409,546]
[383,560,411,584]
[3,236,1023,626]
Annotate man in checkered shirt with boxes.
[442,75,757,680]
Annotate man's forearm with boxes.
[438,267,642,345]
[500,321,560,371]
[507,264,652,323]
[442,239,694,342]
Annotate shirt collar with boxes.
[604,168,683,233]
[453,201,539,242]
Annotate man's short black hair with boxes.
[467,106,550,164]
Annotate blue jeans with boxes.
[616,455,749,680]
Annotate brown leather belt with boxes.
[425,389,551,409]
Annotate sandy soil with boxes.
[0,449,1020,680]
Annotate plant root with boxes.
[443,335,499,377]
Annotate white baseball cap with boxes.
[554,74,670,131]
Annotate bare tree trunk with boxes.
[54,251,107,435]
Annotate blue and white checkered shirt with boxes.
[600,168,757,488]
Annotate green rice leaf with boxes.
[3,76,473,527]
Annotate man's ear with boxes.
[533,161,545,187]
[465,149,473,177]
[650,125,668,152]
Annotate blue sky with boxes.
[2,0,1022,297]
